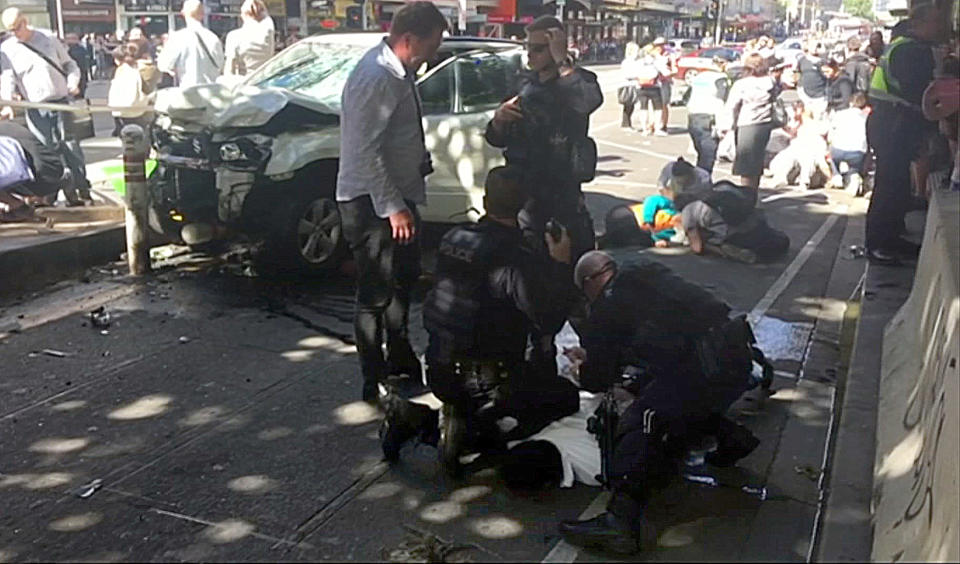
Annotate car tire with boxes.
[266,186,346,275]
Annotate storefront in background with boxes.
[118,0,285,36]
[61,0,115,34]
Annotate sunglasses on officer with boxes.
[526,42,550,54]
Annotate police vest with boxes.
[869,36,922,109]
[423,222,521,358]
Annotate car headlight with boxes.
[220,142,243,161]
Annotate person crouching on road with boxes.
[0,120,64,222]
[680,181,790,264]
[558,251,760,554]
[336,2,448,403]
[421,166,580,477]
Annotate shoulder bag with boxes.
[19,41,95,141]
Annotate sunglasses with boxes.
[526,43,549,54]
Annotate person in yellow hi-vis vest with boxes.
[864,0,953,264]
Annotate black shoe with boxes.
[379,393,439,462]
[888,237,920,258]
[439,405,467,478]
[362,380,381,404]
[558,513,643,555]
[866,247,902,266]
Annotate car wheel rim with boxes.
[297,198,340,264]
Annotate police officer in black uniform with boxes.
[423,166,579,476]
[485,15,603,379]
[558,251,760,554]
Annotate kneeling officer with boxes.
[559,251,761,553]
[423,166,579,476]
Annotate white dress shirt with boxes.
[0,28,80,103]
[224,17,275,76]
[157,19,224,88]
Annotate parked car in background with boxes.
[676,46,742,81]
[664,38,700,54]
[774,37,804,66]
[144,34,523,274]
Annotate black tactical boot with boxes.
[558,512,644,555]
[439,404,467,478]
[380,393,440,462]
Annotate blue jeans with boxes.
[25,105,89,202]
[829,148,865,178]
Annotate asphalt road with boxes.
[0,70,870,562]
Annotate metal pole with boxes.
[121,124,151,276]
[714,0,722,45]
[361,0,368,30]
[55,0,65,38]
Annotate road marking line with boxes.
[149,508,312,548]
[591,119,622,133]
[541,491,611,563]
[748,208,845,325]
[761,188,827,204]
[594,138,678,161]
[541,205,847,564]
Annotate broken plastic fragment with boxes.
[74,479,103,499]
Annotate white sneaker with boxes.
[830,175,843,189]
[654,129,668,137]
[846,174,863,197]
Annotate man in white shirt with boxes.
[157,0,224,88]
[0,7,90,205]
[336,2,447,403]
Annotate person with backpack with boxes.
[157,0,224,88]
[843,36,872,94]
[680,181,790,263]
[0,7,92,206]
[632,43,663,136]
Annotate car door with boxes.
[419,48,521,223]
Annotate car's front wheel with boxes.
[267,187,346,275]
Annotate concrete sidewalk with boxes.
[0,136,126,300]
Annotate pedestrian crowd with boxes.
[0,0,956,554]
[0,0,278,221]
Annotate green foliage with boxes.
[843,0,874,19]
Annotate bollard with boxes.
[121,124,151,275]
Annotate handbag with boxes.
[617,85,635,106]
[771,95,788,128]
[571,136,598,183]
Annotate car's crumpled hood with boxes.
[154,83,337,128]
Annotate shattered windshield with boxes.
[245,42,370,112]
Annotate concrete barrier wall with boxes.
[872,190,960,562]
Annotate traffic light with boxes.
[346,5,362,28]
[709,0,719,18]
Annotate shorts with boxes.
[660,80,672,106]
[635,87,663,110]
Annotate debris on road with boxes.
[383,525,489,563]
[89,306,111,329]
[73,479,103,499]
[29,349,73,358]
[794,464,822,481]
[178,336,191,344]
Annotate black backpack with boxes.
[702,183,755,226]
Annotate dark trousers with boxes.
[830,149,866,177]
[688,113,718,174]
[339,196,422,387]
[621,102,635,128]
[25,105,89,203]
[866,111,914,250]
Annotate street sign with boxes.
[557,0,566,5]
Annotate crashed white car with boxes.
[149,33,522,273]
